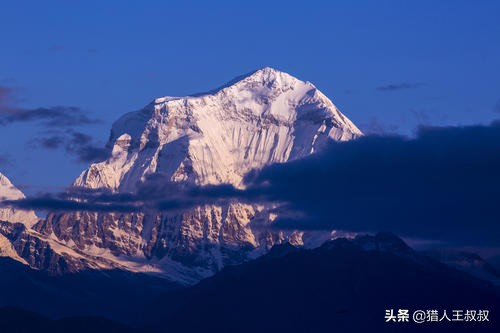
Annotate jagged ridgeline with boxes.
[1,67,362,283]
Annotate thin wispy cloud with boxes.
[0,84,105,163]
[360,116,399,135]
[377,82,425,92]
[0,106,100,127]
[29,130,109,163]
[0,84,101,128]
[0,182,249,214]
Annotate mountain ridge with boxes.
[144,233,500,333]
[2,67,362,283]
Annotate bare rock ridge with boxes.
[1,68,363,283]
[0,172,94,272]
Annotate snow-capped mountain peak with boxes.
[74,67,362,191]
[0,172,38,226]
[5,68,363,283]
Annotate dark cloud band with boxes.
[3,121,500,246]
[0,106,100,127]
[0,84,106,163]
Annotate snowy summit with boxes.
[74,67,362,191]
[1,68,362,283]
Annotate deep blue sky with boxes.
[0,0,499,193]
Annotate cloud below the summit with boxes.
[243,121,500,246]
[3,121,500,246]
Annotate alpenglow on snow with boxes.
[1,67,363,284]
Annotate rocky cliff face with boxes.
[0,172,43,265]
[7,68,363,282]
[0,221,91,274]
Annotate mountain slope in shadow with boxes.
[0,257,180,324]
[145,233,500,333]
[0,307,150,333]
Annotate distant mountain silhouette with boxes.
[144,233,500,333]
[0,257,179,324]
[0,307,149,333]
[1,234,498,333]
